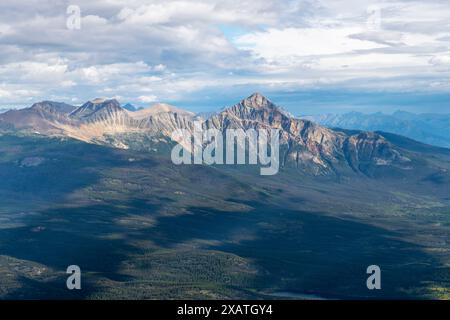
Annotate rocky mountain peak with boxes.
[242,92,274,110]
[148,103,187,114]
[211,93,291,130]
[70,98,122,119]
[129,103,194,121]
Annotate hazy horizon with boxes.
[2,90,450,116]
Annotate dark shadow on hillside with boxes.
[0,199,161,299]
[142,202,441,299]
[2,275,87,300]
[0,134,159,201]
[0,193,444,299]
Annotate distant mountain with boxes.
[0,101,77,133]
[302,111,450,148]
[122,103,143,112]
[1,93,447,178]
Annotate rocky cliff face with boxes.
[0,98,195,147]
[0,93,414,176]
[204,93,411,175]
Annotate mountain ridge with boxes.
[0,93,443,177]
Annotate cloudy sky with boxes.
[1,0,450,114]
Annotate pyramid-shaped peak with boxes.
[243,93,274,109]
[249,92,266,99]
[144,103,192,115]
[150,103,180,113]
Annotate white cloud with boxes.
[153,64,167,72]
[430,54,450,66]
[82,15,109,27]
[117,2,213,25]
[0,88,11,98]
[138,95,158,103]
[115,0,278,26]
[235,27,386,60]
[318,53,429,72]
[0,61,68,83]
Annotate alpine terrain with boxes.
[0,93,449,299]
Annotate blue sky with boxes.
[1,0,450,114]
[168,88,450,115]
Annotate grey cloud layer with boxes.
[0,0,450,107]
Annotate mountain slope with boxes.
[0,133,449,299]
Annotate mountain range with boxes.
[0,93,437,178]
[302,111,450,149]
